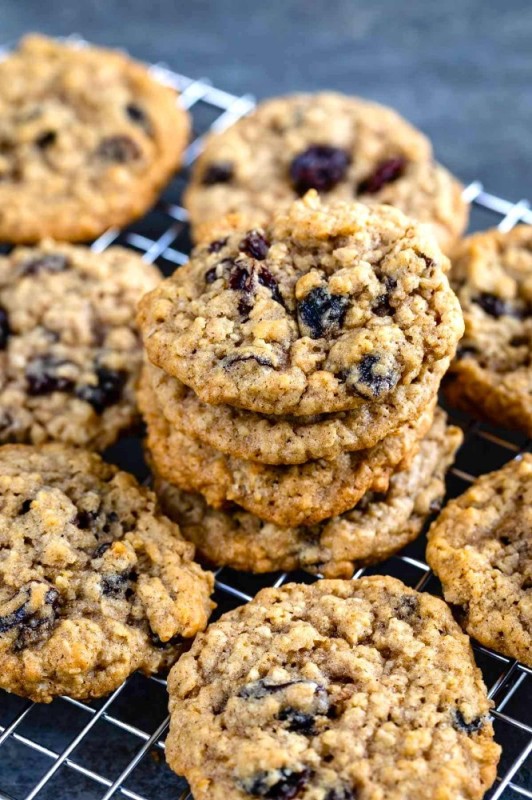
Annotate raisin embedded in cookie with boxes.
[427,454,532,666]
[0,35,189,243]
[139,370,434,528]
[445,226,532,436]
[0,444,215,703]
[148,362,444,464]
[138,193,463,420]
[0,241,160,450]
[166,576,500,800]
[184,92,468,252]
[154,409,462,576]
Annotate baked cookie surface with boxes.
[0,35,189,243]
[140,372,433,528]
[138,193,463,420]
[154,408,462,576]
[0,444,214,702]
[445,225,532,435]
[166,576,499,800]
[184,92,467,252]
[0,241,160,450]
[427,454,532,666]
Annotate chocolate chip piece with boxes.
[349,354,399,398]
[277,708,315,734]
[358,157,406,194]
[474,292,513,319]
[298,287,349,339]
[290,146,350,195]
[452,709,485,734]
[101,572,130,597]
[240,231,269,260]
[77,367,127,413]
[96,135,141,163]
[26,356,75,396]
[244,767,313,799]
[36,131,56,149]
[20,253,69,276]
[202,162,233,185]
[208,237,228,254]
[205,267,219,283]
[0,307,10,350]
[258,267,284,307]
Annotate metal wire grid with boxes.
[0,53,530,800]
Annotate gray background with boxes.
[3,0,532,202]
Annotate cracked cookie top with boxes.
[166,576,499,800]
[0,35,189,243]
[0,444,214,702]
[138,192,463,417]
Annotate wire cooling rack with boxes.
[0,45,531,800]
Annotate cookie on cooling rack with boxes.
[0,444,214,703]
[139,369,434,528]
[184,92,468,252]
[427,453,532,667]
[138,193,463,425]
[154,408,462,577]
[445,225,532,436]
[0,34,189,243]
[0,241,161,450]
[166,576,500,800]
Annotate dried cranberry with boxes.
[258,268,284,306]
[358,157,406,194]
[240,231,269,260]
[349,354,398,398]
[297,287,349,339]
[77,367,127,413]
[35,131,57,149]
[452,709,484,734]
[202,162,233,185]
[290,146,349,194]
[0,307,10,350]
[26,356,75,396]
[96,135,141,163]
[20,253,69,276]
[208,237,228,253]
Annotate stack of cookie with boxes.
[138,191,464,577]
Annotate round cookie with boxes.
[445,226,532,436]
[139,371,434,528]
[427,454,532,667]
[148,362,443,464]
[0,241,160,450]
[184,92,467,253]
[154,409,463,576]
[0,444,215,703]
[138,192,463,420]
[166,576,500,800]
[0,35,189,243]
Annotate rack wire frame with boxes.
[0,46,531,800]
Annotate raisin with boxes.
[229,264,252,291]
[0,307,10,350]
[223,354,274,369]
[101,572,130,597]
[349,354,398,398]
[244,767,312,799]
[20,253,69,276]
[96,135,141,163]
[149,630,183,649]
[240,231,269,260]
[456,345,479,359]
[202,162,233,185]
[258,268,284,306]
[358,157,406,194]
[373,293,393,317]
[0,583,59,644]
[325,789,357,800]
[205,267,218,283]
[77,367,127,413]
[290,146,349,194]
[239,679,323,699]
[452,709,484,734]
[396,595,419,620]
[474,292,512,318]
[26,356,75,396]
[298,287,349,339]
[277,708,315,734]
[208,237,228,254]
[19,499,32,515]
[76,509,99,530]
[92,542,112,558]
[35,131,56,149]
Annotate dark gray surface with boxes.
[3,0,532,200]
